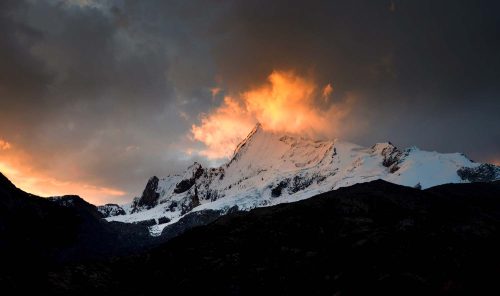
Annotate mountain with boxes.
[48,180,500,295]
[106,123,500,235]
[2,167,500,294]
[0,172,155,291]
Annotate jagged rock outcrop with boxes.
[173,162,204,194]
[372,142,402,173]
[458,163,500,182]
[131,176,160,213]
[158,216,170,224]
[271,180,289,197]
[97,204,126,218]
[180,186,200,215]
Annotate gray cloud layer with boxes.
[0,0,499,202]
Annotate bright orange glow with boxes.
[0,139,12,150]
[191,97,256,159]
[244,71,323,133]
[322,83,333,101]
[0,148,126,204]
[191,70,352,159]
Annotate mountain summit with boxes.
[104,124,500,235]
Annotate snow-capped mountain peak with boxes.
[105,124,500,235]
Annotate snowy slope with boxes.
[106,123,500,235]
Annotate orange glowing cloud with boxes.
[191,70,352,159]
[0,139,12,150]
[0,145,126,205]
[322,83,333,101]
[191,97,256,159]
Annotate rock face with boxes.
[180,188,200,215]
[97,204,126,218]
[131,176,160,213]
[457,163,500,182]
[173,162,204,194]
[158,216,170,224]
[271,180,289,197]
[374,142,403,173]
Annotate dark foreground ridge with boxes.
[2,171,500,295]
[0,172,153,290]
[50,180,500,295]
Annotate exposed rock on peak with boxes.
[174,163,204,194]
[458,163,500,182]
[98,204,126,218]
[131,176,160,213]
[372,142,403,172]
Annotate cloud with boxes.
[191,70,353,159]
[191,97,256,159]
[0,139,128,205]
[0,139,12,150]
[0,160,126,205]
[322,83,333,102]
[0,0,197,203]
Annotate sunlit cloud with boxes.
[190,70,353,160]
[322,83,333,102]
[0,147,126,205]
[0,139,12,150]
[210,87,222,98]
[191,97,256,159]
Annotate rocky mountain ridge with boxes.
[103,124,500,235]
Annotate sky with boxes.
[0,0,499,205]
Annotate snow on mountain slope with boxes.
[97,204,126,217]
[106,123,499,235]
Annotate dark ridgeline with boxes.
[0,173,152,290]
[1,172,500,295]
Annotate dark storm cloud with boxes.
[200,0,500,160]
[0,0,499,202]
[0,0,208,201]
